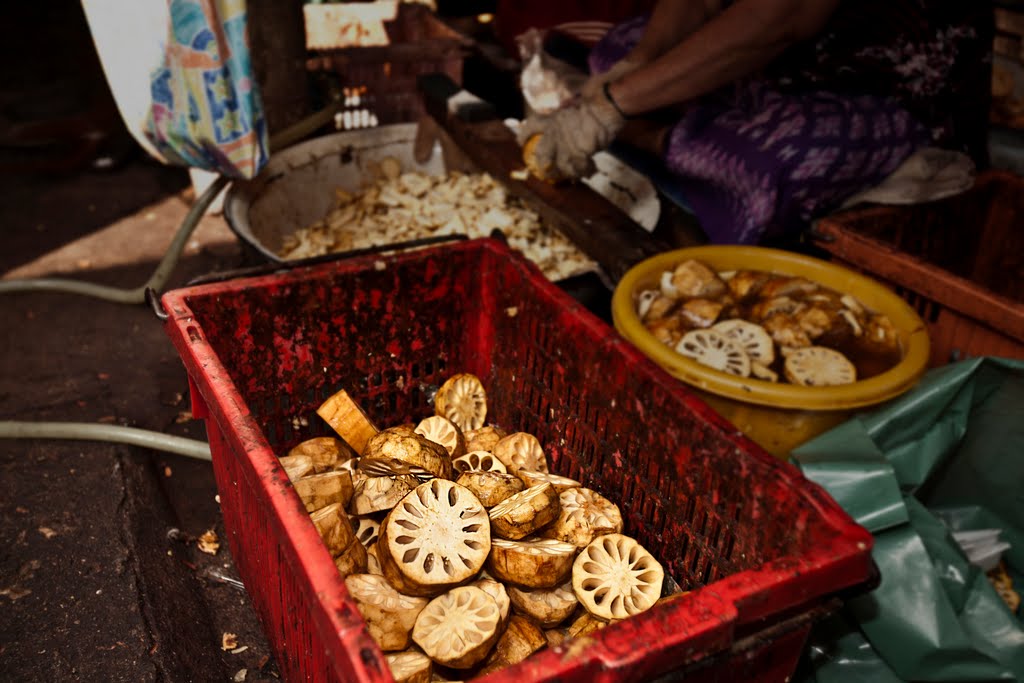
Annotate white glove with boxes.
[516,88,626,179]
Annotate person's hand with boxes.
[516,88,626,179]
[580,56,645,99]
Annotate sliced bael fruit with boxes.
[377,479,491,597]
[279,454,313,482]
[507,581,578,628]
[351,474,419,515]
[750,362,779,383]
[310,503,360,557]
[472,576,511,627]
[566,612,612,639]
[635,289,659,319]
[455,471,525,508]
[477,614,547,675]
[542,487,623,549]
[517,469,581,493]
[492,432,548,475]
[674,329,751,378]
[434,373,488,432]
[488,483,560,540]
[358,457,434,482]
[362,428,453,480]
[344,573,428,652]
[414,416,467,459]
[670,259,726,299]
[385,650,432,683]
[452,451,507,475]
[316,388,379,454]
[464,425,506,454]
[292,470,353,513]
[712,319,775,365]
[287,436,355,473]
[350,515,380,548]
[572,534,664,621]
[784,346,857,387]
[412,586,501,669]
[487,537,577,589]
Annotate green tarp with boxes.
[792,358,1024,682]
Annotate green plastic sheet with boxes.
[792,357,1024,682]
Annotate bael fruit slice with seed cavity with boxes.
[572,534,664,621]
[492,432,548,475]
[464,425,506,453]
[455,471,525,508]
[412,585,501,669]
[434,374,488,432]
[712,319,775,365]
[350,515,380,548]
[452,451,507,475]
[385,650,432,683]
[784,346,857,386]
[378,479,491,597]
[288,436,356,473]
[517,469,581,493]
[487,537,577,588]
[415,416,467,459]
[675,329,751,378]
[542,487,623,549]
[345,573,429,652]
[488,483,560,540]
[507,581,578,628]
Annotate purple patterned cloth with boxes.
[589,13,940,244]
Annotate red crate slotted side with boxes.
[814,170,1024,366]
[163,238,873,683]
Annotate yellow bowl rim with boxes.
[611,245,931,411]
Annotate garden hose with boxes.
[0,102,344,460]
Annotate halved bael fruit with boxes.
[287,436,355,473]
[351,474,419,515]
[492,432,548,475]
[507,581,578,628]
[712,319,775,365]
[452,451,507,475]
[414,416,467,459]
[542,487,623,549]
[412,586,501,669]
[487,537,577,588]
[292,470,354,513]
[488,483,560,540]
[464,425,506,453]
[385,650,432,683]
[378,479,491,597]
[362,428,453,480]
[434,373,488,432]
[472,576,511,628]
[572,534,664,621]
[783,346,857,387]
[516,469,581,493]
[675,329,751,378]
[317,388,379,454]
[344,573,428,651]
[455,471,525,508]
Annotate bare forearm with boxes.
[629,0,724,63]
[611,0,839,114]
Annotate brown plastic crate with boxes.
[812,170,1024,366]
[306,3,469,127]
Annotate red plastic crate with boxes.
[813,170,1024,366]
[162,238,873,683]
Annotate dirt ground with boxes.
[0,3,278,681]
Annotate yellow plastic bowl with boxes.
[612,245,930,458]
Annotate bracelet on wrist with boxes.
[602,81,632,120]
